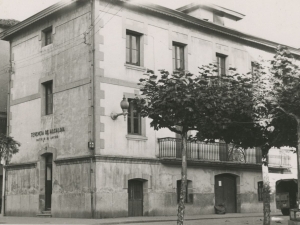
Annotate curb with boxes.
[97,214,283,225]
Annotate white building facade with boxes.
[0,0,298,218]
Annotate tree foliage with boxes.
[135,45,299,225]
[0,133,20,162]
[136,65,254,136]
[269,46,300,120]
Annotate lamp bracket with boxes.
[111,112,128,120]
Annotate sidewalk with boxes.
[0,213,285,224]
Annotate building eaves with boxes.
[1,0,299,56]
[0,0,79,41]
[122,0,300,56]
[210,4,245,20]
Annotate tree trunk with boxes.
[177,132,187,225]
[297,118,300,210]
[262,157,271,225]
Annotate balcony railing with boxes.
[158,137,290,167]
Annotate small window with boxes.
[127,99,141,135]
[258,181,263,202]
[251,61,259,80]
[173,43,185,71]
[43,27,53,46]
[43,81,53,115]
[126,31,141,66]
[251,62,256,75]
[177,180,193,203]
[216,53,227,76]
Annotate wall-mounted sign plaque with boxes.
[31,127,65,142]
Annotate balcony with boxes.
[158,137,291,170]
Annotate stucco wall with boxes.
[51,160,92,218]
[94,160,269,218]
[5,1,93,217]
[9,1,92,164]
[5,165,38,216]
[95,0,276,159]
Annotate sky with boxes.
[0,0,299,48]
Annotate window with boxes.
[43,81,53,115]
[251,61,259,80]
[216,54,227,76]
[45,30,52,46]
[127,99,141,135]
[173,43,185,71]
[258,181,263,202]
[177,180,192,203]
[42,27,53,46]
[251,62,256,75]
[126,32,140,66]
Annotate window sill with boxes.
[126,135,148,141]
[42,113,53,117]
[41,43,53,51]
[124,63,146,72]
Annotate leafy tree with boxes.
[268,45,300,210]
[195,62,272,225]
[0,133,20,162]
[136,53,297,224]
[197,59,298,225]
[135,67,253,224]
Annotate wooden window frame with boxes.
[44,81,53,115]
[126,31,141,66]
[216,53,227,76]
[173,43,185,71]
[127,99,141,135]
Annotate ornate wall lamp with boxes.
[110,95,129,121]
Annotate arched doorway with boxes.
[45,154,53,210]
[128,179,144,217]
[215,174,237,213]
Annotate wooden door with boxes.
[128,180,143,217]
[45,154,53,210]
[215,174,236,213]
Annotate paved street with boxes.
[0,213,289,225]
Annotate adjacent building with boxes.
[0,19,19,134]
[0,0,298,218]
[0,19,19,214]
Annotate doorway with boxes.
[128,180,143,217]
[215,174,237,213]
[45,154,53,210]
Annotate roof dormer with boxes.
[176,2,245,26]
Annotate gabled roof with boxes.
[176,2,245,21]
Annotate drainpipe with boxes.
[89,0,96,218]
